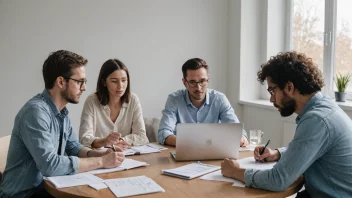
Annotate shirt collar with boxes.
[296,92,323,123]
[185,89,210,106]
[42,89,69,118]
[103,101,128,110]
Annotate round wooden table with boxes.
[44,146,303,198]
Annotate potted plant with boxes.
[335,72,351,102]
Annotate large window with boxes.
[291,0,352,98]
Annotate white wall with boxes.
[0,0,229,137]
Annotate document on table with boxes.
[105,175,165,197]
[88,158,148,175]
[239,144,256,152]
[238,157,276,170]
[146,143,168,150]
[162,162,220,179]
[89,183,108,190]
[200,157,276,187]
[123,145,161,156]
[45,172,103,188]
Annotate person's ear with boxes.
[57,76,66,89]
[182,78,187,87]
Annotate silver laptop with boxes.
[171,123,243,161]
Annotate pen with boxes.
[259,139,270,155]
[112,144,117,152]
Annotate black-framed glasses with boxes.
[185,79,209,88]
[65,77,87,89]
[267,85,278,96]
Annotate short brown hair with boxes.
[257,51,324,95]
[95,59,131,105]
[182,58,209,79]
[42,50,88,89]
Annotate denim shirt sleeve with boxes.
[20,106,80,176]
[65,118,84,157]
[158,95,178,144]
[244,116,330,191]
[218,94,248,138]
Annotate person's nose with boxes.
[270,94,275,103]
[81,82,87,91]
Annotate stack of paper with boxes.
[45,172,103,188]
[162,162,220,179]
[200,157,276,187]
[105,176,165,197]
[88,158,148,175]
[123,145,161,156]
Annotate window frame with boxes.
[288,0,352,100]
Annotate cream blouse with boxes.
[79,93,149,147]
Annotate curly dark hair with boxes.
[257,51,324,95]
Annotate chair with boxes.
[0,135,11,180]
[144,118,160,143]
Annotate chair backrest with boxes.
[144,118,160,143]
[0,135,11,173]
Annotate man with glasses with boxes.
[158,58,248,146]
[221,52,352,197]
[0,50,125,198]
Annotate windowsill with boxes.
[239,99,352,111]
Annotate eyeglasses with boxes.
[185,79,209,88]
[65,77,87,89]
[267,85,278,96]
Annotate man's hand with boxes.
[103,132,121,146]
[254,146,280,162]
[221,158,245,182]
[240,136,249,147]
[165,135,176,146]
[101,152,125,168]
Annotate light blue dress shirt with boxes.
[244,92,352,198]
[158,89,247,144]
[0,90,83,198]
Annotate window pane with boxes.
[293,0,325,72]
[336,0,352,92]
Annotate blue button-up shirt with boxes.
[244,92,352,198]
[158,89,247,144]
[0,90,83,198]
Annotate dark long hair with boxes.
[95,59,131,105]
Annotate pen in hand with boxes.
[259,139,271,156]
[112,144,117,152]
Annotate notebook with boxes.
[161,162,220,179]
[88,158,148,175]
[123,145,161,156]
[172,123,243,161]
[44,172,103,188]
[104,176,165,197]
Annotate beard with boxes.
[61,89,79,104]
[274,93,296,117]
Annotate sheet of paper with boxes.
[232,181,246,187]
[123,149,136,156]
[239,144,256,152]
[146,143,168,150]
[200,170,238,183]
[45,173,103,188]
[105,176,165,197]
[89,183,108,190]
[237,157,276,170]
[131,145,160,154]
[162,162,220,179]
[88,158,148,175]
